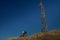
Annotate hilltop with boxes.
[8,30,60,40]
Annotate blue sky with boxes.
[0,0,60,40]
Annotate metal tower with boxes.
[40,0,48,32]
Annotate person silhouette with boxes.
[19,31,27,37]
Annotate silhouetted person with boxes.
[19,31,27,37]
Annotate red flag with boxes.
[40,2,43,6]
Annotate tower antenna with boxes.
[40,0,48,32]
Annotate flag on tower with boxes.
[40,2,43,6]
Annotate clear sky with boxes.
[0,0,60,40]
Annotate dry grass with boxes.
[8,30,60,40]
